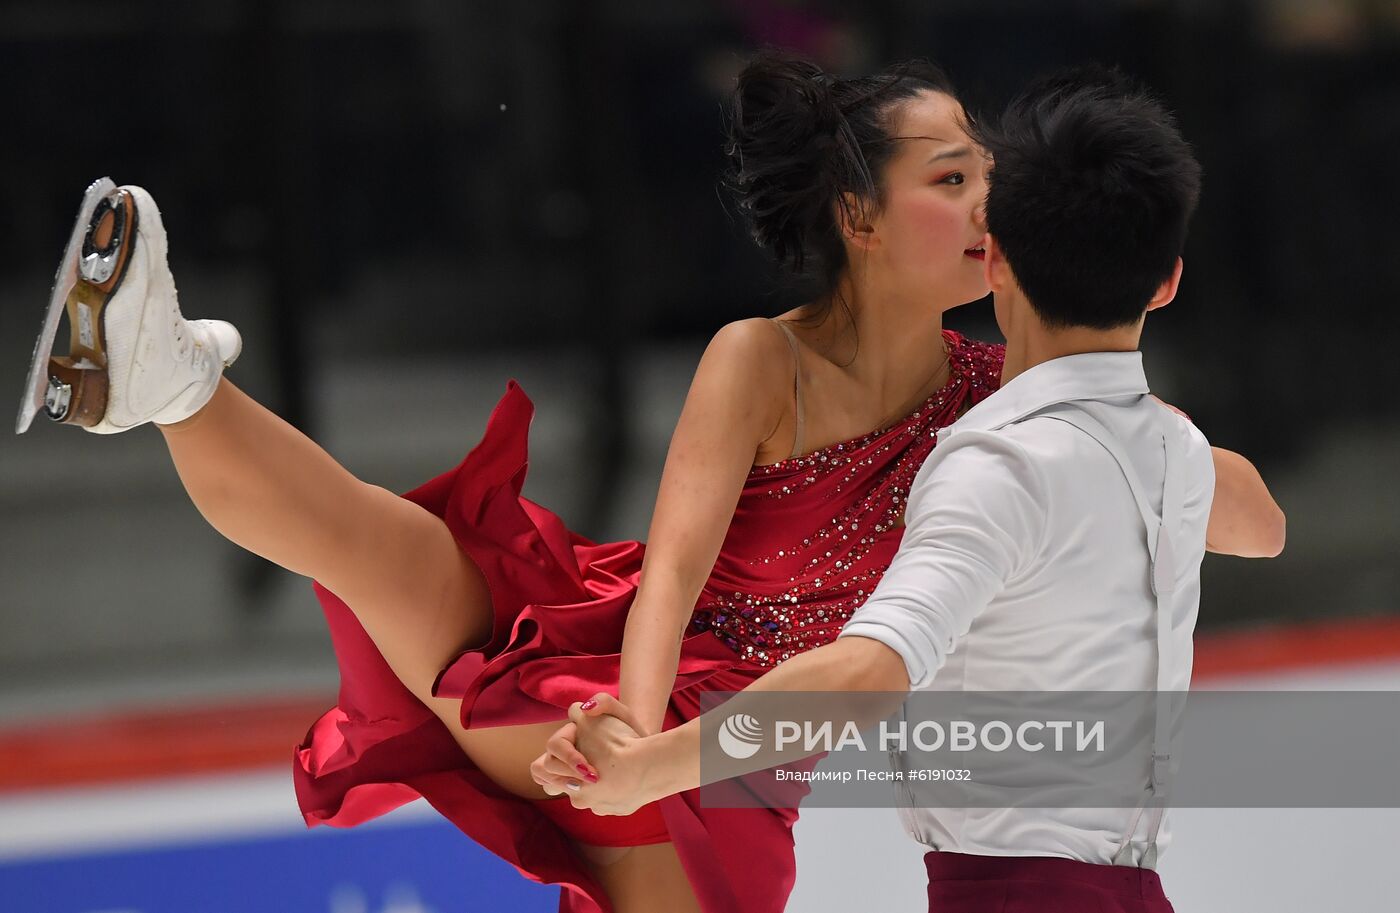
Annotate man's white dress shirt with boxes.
[839,350,1215,866]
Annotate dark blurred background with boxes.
[2,0,1398,713]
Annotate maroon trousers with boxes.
[925,852,1176,913]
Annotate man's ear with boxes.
[1146,257,1185,313]
[984,233,1012,293]
[836,193,878,250]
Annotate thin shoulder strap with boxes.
[771,320,806,459]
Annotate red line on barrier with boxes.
[2,617,1400,793]
[1192,616,1400,681]
[0,697,330,793]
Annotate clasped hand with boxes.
[529,693,654,816]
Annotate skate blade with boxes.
[16,177,126,433]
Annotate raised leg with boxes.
[160,378,492,705]
[159,379,702,911]
[26,181,703,910]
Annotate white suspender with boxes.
[1038,404,1185,870]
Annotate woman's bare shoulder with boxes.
[682,318,795,445]
[706,317,790,354]
[697,318,794,384]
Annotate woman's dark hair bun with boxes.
[726,50,957,291]
[728,53,850,273]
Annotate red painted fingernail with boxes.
[580,699,598,711]
[576,764,593,776]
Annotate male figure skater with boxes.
[546,70,1281,912]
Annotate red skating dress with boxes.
[294,330,1004,913]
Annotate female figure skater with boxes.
[18,52,1281,913]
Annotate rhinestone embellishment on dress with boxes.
[688,334,1005,667]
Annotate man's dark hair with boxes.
[974,66,1202,329]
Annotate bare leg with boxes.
[455,722,703,912]
[159,378,492,705]
[157,379,702,910]
[589,842,704,913]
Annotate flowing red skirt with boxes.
[292,382,803,913]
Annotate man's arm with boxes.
[838,432,1049,689]
[561,433,1047,814]
[562,635,911,813]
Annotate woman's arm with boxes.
[617,319,794,735]
[1207,447,1286,558]
[1152,400,1285,559]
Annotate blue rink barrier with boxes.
[0,818,559,913]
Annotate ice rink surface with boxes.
[2,658,1397,913]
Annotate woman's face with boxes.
[862,91,990,309]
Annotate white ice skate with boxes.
[16,178,241,434]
